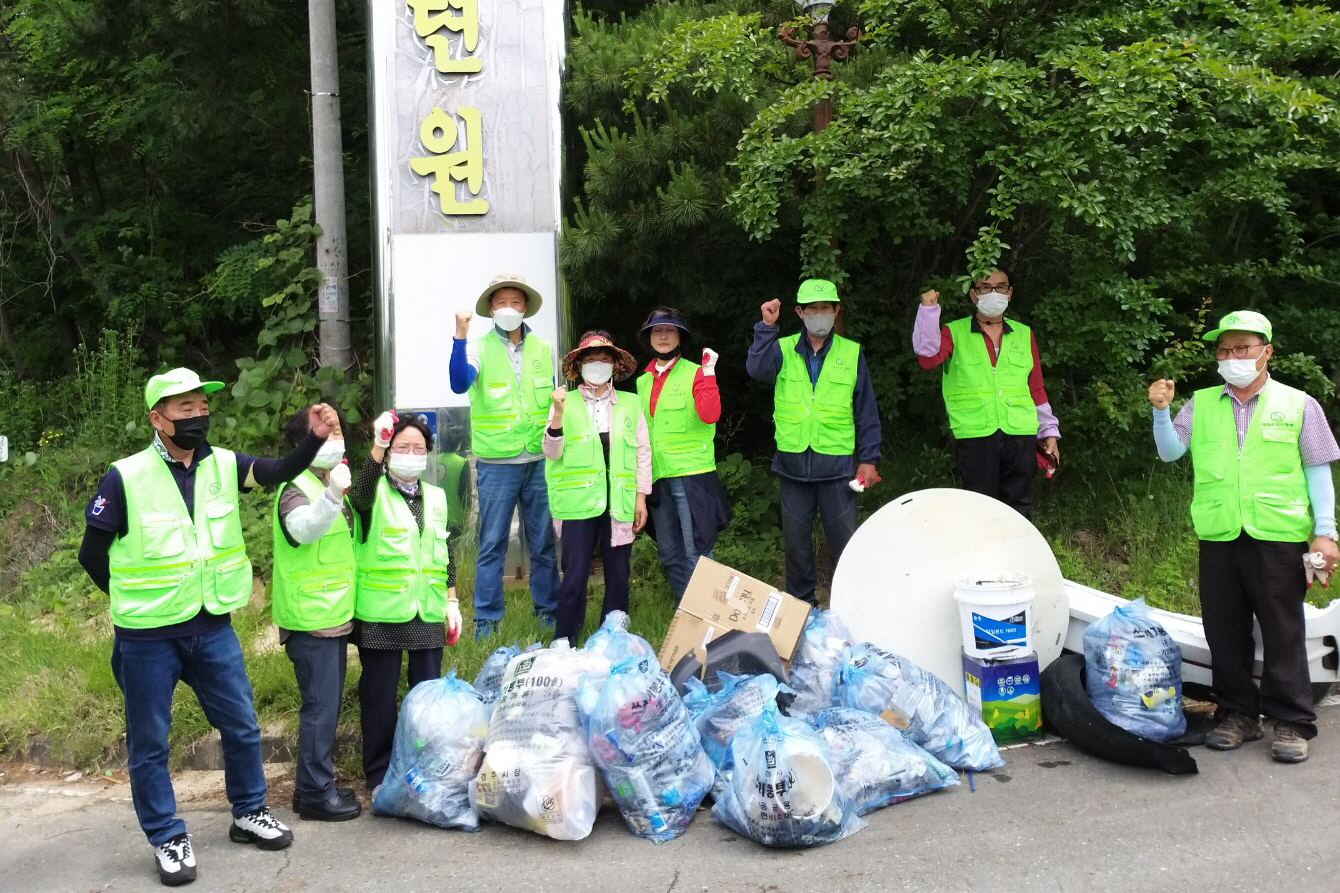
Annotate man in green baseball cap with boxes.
[747,278,882,605]
[78,367,346,884]
[1148,310,1339,764]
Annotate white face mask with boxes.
[802,312,836,338]
[388,453,427,480]
[492,307,524,332]
[975,292,1010,317]
[1218,357,1263,389]
[582,361,614,386]
[311,438,345,469]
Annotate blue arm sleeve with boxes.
[449,338,476,394]
[1305,463,1337,538]
[745,322,782,383]
[1153,408,1187,462]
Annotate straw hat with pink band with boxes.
[560,330,638,382]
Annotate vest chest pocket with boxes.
[655,388,689,433]
[317,529,352,565]
[205,500,243,550]
[433,529,452,567]
[530,376,554,410]
[375,525,413,560]
[1259,425,1299,444]
[562,432,597,468]
[141,512,188,559]
[1192,440,1230,484]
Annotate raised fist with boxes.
[551,388,567,409]
[326,461,351,499]
[309,402,337,438]
[761,299,781,326]
[373,410,399,448]
[701,348,719,374]
[455,311,473,340]
[1148,379,1175,411]
[920,289,940,306]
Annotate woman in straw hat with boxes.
[543,330,652,644]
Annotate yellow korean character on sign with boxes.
[410,106,489,215]
[407,0,481,74]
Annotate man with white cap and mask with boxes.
[449,273,560,638]
[1149,310,1339,763]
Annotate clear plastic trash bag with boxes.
[789,610,854,717]
[583,610,654,665]
[1083,598,1186,742]
[371,672,489,831]
[808,707,959,814]
[472,645,522,715]
[577,655,714,842]
[711,701,866,848]
[470,641,609,840]
[835,642,1004,771]
[683,672,785,793]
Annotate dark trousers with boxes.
[780,477,857,605]
[1198,535,1316,738]
[555,512,632,645]
[956,431,1036,518]
[356,645,443,787]
[284,632,348,803]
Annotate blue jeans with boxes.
[473,460,559,622]
[112,624,268,846]
[284,631,348,803]
[779,476,858,605]
[650,477,705,599]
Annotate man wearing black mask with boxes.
[78,368,340,886]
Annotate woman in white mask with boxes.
[271,405,362,821]
[543,331,652,645]
[349,412,458,798]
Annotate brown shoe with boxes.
[1270,723,1309,763]
[1205,711,1263,750]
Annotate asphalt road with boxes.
[6,710,1340,893]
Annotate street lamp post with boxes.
[778,0,860,134]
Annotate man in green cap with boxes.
[1148,311,1339,763]
[747,278,882,604]
[78,368,341,885]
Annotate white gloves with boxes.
[701,348,719,375]
[446,599,463,640]
[325,461,351,502]
[373,410,398,448]
[1305,552,1332,589]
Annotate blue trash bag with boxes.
[576,655,714,842]
[371,672,490,831]
[711,701,866,848]
[808,707,959,814]
[1083,598,1186,741]
[583,610,654,664]
[835,642,1004,771]
[683,672,787,793]
[470,642,609,840]
[789,610,854,717]
[472,645,522,715]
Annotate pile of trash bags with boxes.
[1083,599,1185,741]
[370,609,999,847]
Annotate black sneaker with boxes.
[153,832,196,886]
[291,786,356,812]
[228,807,294,850]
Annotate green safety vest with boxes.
[354,477,451,623]
[546,391,639,522]
[1188,380,1312,543]
[107,447,252,629]
[468,332,554,458]
[270,471,355,631]
[773,334,859,456]
[637,358,716,481]
[437,451,469,529]
[941,317,1038,439]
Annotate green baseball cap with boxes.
[145,367,225,410]
[796,278,839,304]
[1203,310,1272,343]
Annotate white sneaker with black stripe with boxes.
[153,832,196,886]
[228,806,294,850]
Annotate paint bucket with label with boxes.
[954,573,1035,659]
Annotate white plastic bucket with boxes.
[787,751,836,819]
[954,572,1035,659]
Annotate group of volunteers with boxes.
[76,267,1338,886]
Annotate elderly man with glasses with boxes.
[1148,310,1340,763]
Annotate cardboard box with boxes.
[657,558,812,675]
[962,651,1043,745]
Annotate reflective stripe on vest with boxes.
[108,447,252,629]
[354,477,451,623]
[637,359,716,481]
[545,391,639,522]
[1188,380,1312,543]
[270,470,355,631]
[941,317,1038,438]
[468,333,554,458]
[773,334,859,456]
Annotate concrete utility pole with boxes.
[309,0,353,374]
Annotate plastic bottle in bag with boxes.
[1083,598,1185,741]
